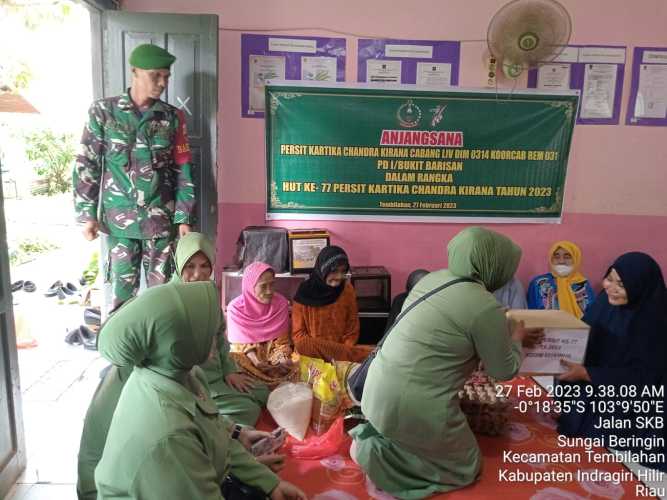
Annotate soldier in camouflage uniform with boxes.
[73,44,196,313]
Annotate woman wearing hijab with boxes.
[349,227,532,499]
[527,240,595,318]
[94,281,306,500]
[493,276,528,309]
[384,269,430,332]
[172,233,270,426]
[76,234,271,500]
[557,252,667,472]
[227,261,299,387]
[292,245,372,362]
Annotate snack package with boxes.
[299,355,342,434]
[267,382,313,440]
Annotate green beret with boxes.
[129,44,176,70]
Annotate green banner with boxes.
[265,85,578,221]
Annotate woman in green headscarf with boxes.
[172,232,270,426]
[76,233,271,500]
[94,280,306,500]
[350,227,532,499]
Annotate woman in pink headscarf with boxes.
[227,262,299,387]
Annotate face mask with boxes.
[553,264,574,277]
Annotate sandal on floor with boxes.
[44,280,63,297]
[22,281,36,293]
[11,280,24,292]
[84,307,101,327]
[80,325,98,351]
[64,327,83,345]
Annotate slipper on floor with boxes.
[64,327,83,346]
[11,280,24,292]
[80,326,97,350]
[22,281,36,293]
[44,280,63,297]
[84,307,101,327]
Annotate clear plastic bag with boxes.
[267,382,313,440]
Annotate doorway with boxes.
[2,4,219,498]
[1,2,103,498]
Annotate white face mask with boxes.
[553,264,574,277]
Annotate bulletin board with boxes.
[357,38,460,88]
[241,33,346,118]
[527,45,626,125]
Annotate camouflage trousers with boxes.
[105,235,174,313]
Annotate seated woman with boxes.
[76,233,272,500]
[557,252,667,472]
[350,227,533,498]
[94,281,306,500]
[385,268,429,331]
[527,240,595,318]
[292,245,372,362]
[494,276,528,309]
[173,233,270,426]
[227,261,300,387]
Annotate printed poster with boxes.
[248,55,286,114]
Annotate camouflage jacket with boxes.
[73,91,196,239]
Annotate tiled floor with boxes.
[5,194,105,500]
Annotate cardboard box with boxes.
[507,309,590,376]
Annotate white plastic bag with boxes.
[267,382,313,440]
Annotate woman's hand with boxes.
[509,319,528,343]
[521,328,545,348]
[225,373,256,393]
[270,481,308,500]
[273,359,294,376]
[257,453,286,472]
[238,428,271,451]
[557,360,591,383]
[247,350,270,370]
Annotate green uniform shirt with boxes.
[356,271,522,498]
[95,367,279,500]
[73,91,196,239]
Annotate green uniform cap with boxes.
[129,44,176,70]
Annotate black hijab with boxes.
[293,246,349,307]
[405,269,430,292]
[583,252,667,382]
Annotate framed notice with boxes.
[288,230,330,273]
[626,47,667,126]
[265,83,578,223]
[241,34,346,118]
